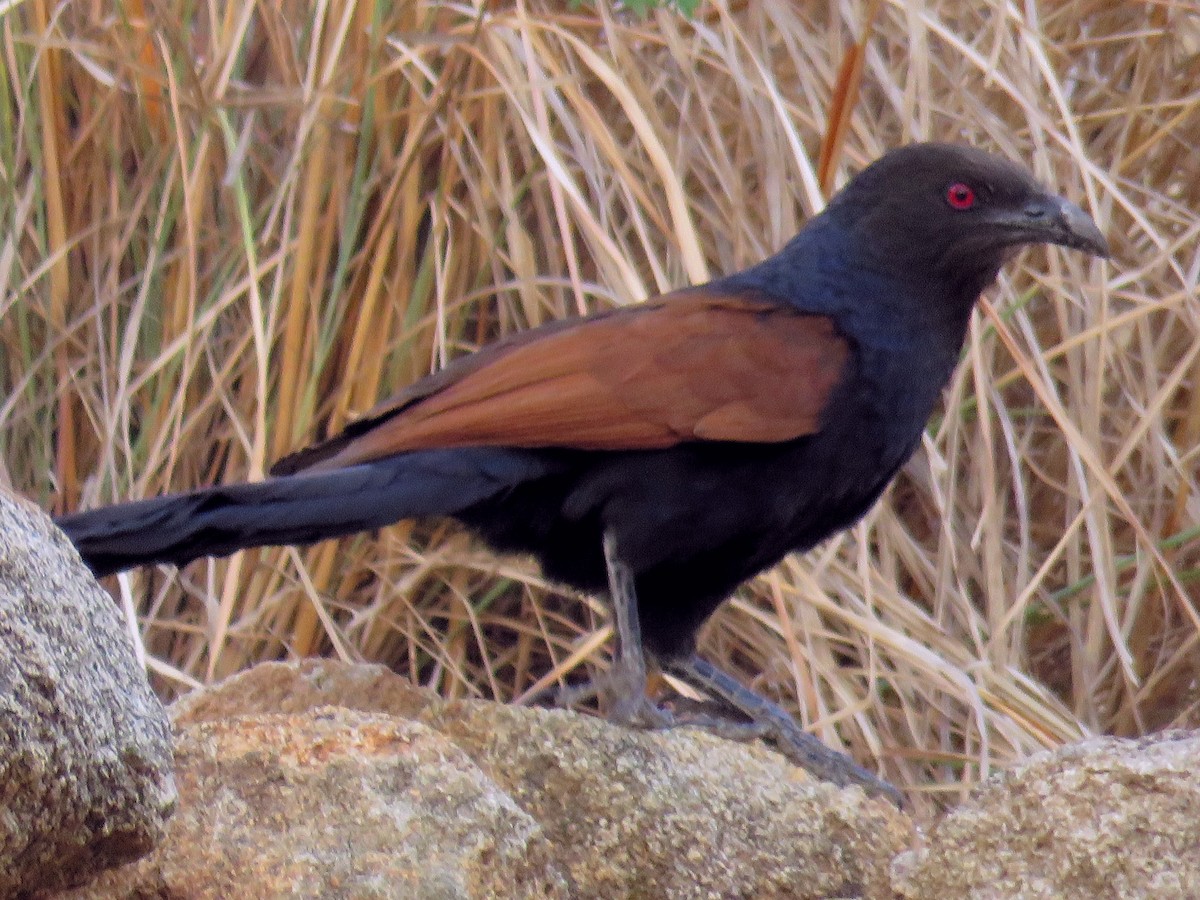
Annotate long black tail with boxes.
[56,448,554,577]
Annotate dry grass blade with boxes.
[818,0,880,196]
[3,0,1198,816]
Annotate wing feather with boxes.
[274,287,851,474]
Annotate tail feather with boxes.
[56,449,554,577]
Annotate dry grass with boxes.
[3,0,1198,815]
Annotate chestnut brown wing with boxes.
[273,288,851,474]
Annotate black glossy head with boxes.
[826,143,1108,288]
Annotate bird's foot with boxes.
[661,705,772,741]
[555,667,676,730]
[608,690,677,730]
[739,708,905,808]
[665,655,906,808]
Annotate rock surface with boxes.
[171,655,437,725]
[55,654,1200,899]
[0,492,176,896]
[71,706,566,899]
[423,700,908,898]
[892,731,1200,899]
[69,659,912,899]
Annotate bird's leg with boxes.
[552,531,673,726]
[664,654,905,807]
[560,535,901,804]
[598,530,675,728]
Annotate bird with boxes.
[56,143,1108,805]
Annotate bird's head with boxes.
[826,143,1108,295]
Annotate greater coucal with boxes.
[57,144,1108,804]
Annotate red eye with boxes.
[946,183,976,210]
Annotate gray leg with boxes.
[601,531,674,728]
[665,654,905,808]
[556,533,904,806]
[555,532,674,728]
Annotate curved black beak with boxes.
[995,193,1110,258]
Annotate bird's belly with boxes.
[456,390,926,661]
[559,432,907,654]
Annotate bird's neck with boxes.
[721,219,995,438]
[843,260,988,355]
[731,217,993,350]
